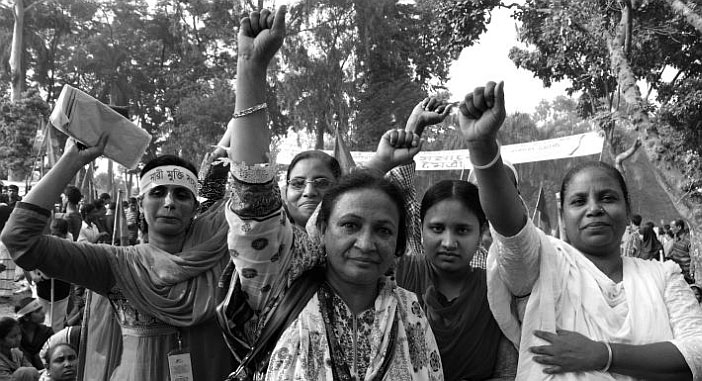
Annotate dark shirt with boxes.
[36,278,72,301]
[0,204,11,233]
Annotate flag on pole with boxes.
[532,184,552,235]
[333,126,356,174]
[111,190,129,246]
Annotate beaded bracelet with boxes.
[470,141,502,170]
[599,341,613,373]
[232,103,267,119]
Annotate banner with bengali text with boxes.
[276,131,604,171]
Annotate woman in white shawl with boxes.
[457,81,702,380]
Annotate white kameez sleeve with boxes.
[490,218,543,297]
[663,261,702,379]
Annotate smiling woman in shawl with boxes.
[222,8,442,381]
[1,137,234,380]
[460,81,702,380]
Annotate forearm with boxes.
[1,205,114,293]
[228,61,269,164]
[468,140,526,237]
[23,157,83,211]
[609,342,691,380]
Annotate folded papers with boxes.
[49,85,151,169]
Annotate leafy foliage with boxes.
[277,0,499,150]
[0,90,49,179]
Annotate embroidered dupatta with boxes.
[265,276,443,381]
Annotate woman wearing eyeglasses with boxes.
[284,151,341,230]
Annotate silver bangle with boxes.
[470,141,501,170]
[232,103,267,119]
[599,341,613,373]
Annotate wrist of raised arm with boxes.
[237,59,268,78]
[467,139,500,167]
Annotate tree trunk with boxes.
[607,13,702,238]
[607,22,656,136]
[314,119,325,150]
[666,0,702,33]
[10,0,25,103]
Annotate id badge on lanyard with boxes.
[168,332,194,381]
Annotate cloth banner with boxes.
[276,131,605,170]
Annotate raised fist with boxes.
[458,81,506,143]
[238,7,286,67]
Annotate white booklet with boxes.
[49,85,152,169]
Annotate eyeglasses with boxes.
[287,178,333,191]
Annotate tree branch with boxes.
[665,0,702,34]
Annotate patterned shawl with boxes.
[265,276,444,381]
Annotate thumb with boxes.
[272,6,287,34]
[408,139,424,157]
[494,81,506,115]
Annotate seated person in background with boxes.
[38,343,77,381]
[15,299,53,370]
[0,317,37,381]
[38,326,80,372]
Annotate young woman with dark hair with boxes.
[0,317,37,381]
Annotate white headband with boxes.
[16,299,42,319]
[139,165,198,197]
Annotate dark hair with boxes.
[316,171,407,257]
[63,185,82,205]
[43,342,77,368]
[108,202,116,210]
[140,155,198,180]
[99,193,111,201]
[14,297,39,324]
[674,219,686,230]
[420,180,487,231]
[631,214,642,226]
[50,218,69,237]
[92,199,105,209]
[7,185,18,192]
[286,151,342,182]
[0,317,18,340]
[80,203,96,220]
[560,161,630,213]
